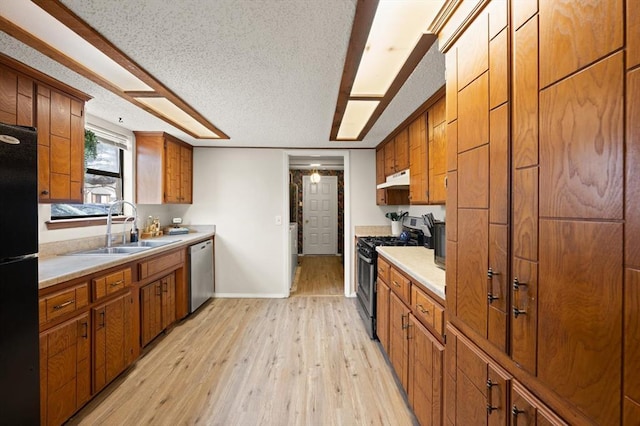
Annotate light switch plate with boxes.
[275,215,282,225]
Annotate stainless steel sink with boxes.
[65,246,152,256]
[123,240,180,248]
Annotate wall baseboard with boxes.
[213,293,289,299]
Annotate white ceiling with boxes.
[0,0,445,148]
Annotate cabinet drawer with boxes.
[39,283,89,325]
[389,267,411,305]
[411,284,444,336]
[139,249,184,280]
[377,257,390,284]
[92,267,132,301]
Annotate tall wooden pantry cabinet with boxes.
[440,0,638,424]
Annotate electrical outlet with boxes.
[275,215,282,225]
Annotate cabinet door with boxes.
[0,64,33,126]
[180,145,193,203]
[384,140,396,176]
[164,139,181,203]
[93,292,133,393]
[161,273,176,329]
[452,325,511,426]
[39,313,90,426]
[376,279,390,354]
[376,148,385,185]
[389,291,410,392]
[140,280,162,346]
[408,314,444,426]
[511,380,568,426]
[395,128,410,171]
[409,114,428,204]
[36,86,84,203]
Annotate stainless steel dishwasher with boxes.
[189,239,214,313]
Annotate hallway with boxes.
[290,255,344,296]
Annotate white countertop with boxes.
[376,246,446,301]
[39,225,215,290]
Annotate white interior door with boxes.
[302,175,337,255]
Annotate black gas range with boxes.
[355,217,432,339]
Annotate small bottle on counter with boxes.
[130,227,139,243]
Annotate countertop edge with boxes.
[39,228,215,290]
[376,247,446,302]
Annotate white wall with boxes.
[182,148,287,297]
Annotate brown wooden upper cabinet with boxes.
[134,132,193,204]
[1,57,90,204]
[376,93,446,206]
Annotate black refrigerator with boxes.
[0,123,40,424]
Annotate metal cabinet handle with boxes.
[392,280,401,288]
[401,314,409,330]
[163,281,168,293]
[486,379,498,415]
[110,279,124,287]
[41,189,49,195]
[417,304,429,315]
[53,299,74,310]
[487,267,500,279]
[513,307,527,318]
[156,283,162,296]
[512,405,525,425]
[513,277,527,290]
[99,311,105,327]
[487,293,499,304]
[81,321,88,338]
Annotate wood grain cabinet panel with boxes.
[624,269,640,406]
[489,29,508,109]
[539,0,623,87]
[457,209,488,338]
[457,12,489,90]
[458,72,489,153]
[408,314,443,426]
[539,53,624,220]
[510,257,538,376]
[140,280,162,347]
[376,279,390,355]
[446,171,457,242]
[513,167,538,261]
[489,104,509,225]
[93,292,133,394]
[511,380,568,426]
[395,128,410,172]
[389,267,411,306]
[389,292,410,392]
[447,121,457,172]
[487,224,508,352]
[446,46,458,122]
[629,0,640,69]
[513,16,539,169]
[445,240,457,315]
[624,397,640,426]
[458,145,489,209]
[39,313,90,426]
[487,0,507,40]
[512,0,538,31]
[376,148,385,184]
[135,132,193,204]
[409,114,428,204]
[538,220,622,425]
[385,140,396,176]
[0,65,17,123]
[626,68,640,267]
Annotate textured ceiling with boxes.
[0,0,445,148]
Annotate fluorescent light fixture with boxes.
[337,100,380,139]
[310,163,321,167]
[0,0,151,91]
[0,0,228,139]
[135,97,220,139]
[351,1,440,97]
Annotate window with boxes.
[51,125,128,220]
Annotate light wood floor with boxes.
[68,296,416,425]
[290,255,344,296]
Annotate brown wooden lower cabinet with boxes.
[39,313,90,426]
[408,314,444,426]
[376,279,390,354]
[93,291,133,394]
[511,380,568,426]
[389,291,410,392]
[141,272,177,346]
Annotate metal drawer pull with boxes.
[487,292,499,304]
[401,314,409,330]
[110,279,124,287]
[81,321,88,338]
[487,267,500,279]
[53,300,74,310]
[513,307,527,318]
[513,277,527,290]
[486,379,498,415]
[392,281,401,287]
[512,405,525,425]
[417,304,429,314]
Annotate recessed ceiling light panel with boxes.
[337,100,380,139]
[135,97,220,139]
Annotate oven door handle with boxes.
[358,252,374,264]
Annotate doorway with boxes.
[284,151,351,297]
[302,175,337,255]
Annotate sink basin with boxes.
[123,240,180,248]
[65,246,151,256]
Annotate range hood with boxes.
[377,169,410,189]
